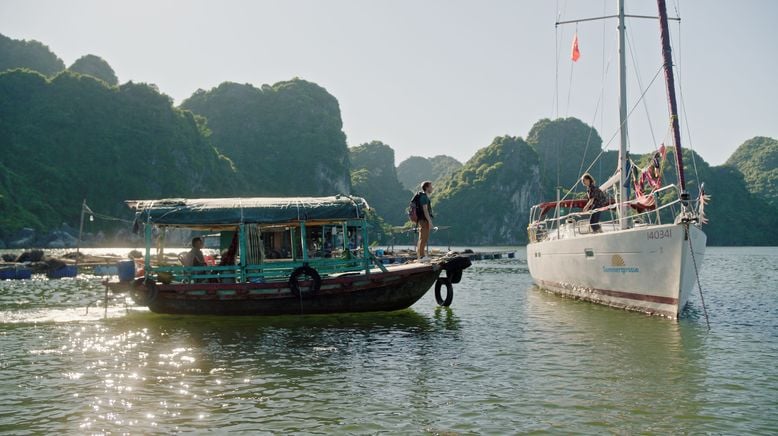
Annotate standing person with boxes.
[182,236,206,267]
[416,181,434,260]
[581,173,608,233]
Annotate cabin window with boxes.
[585,248,594,258]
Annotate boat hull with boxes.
[110,263,443,316]
[527,222,706,318]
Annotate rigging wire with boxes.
[558,64,666,204]
[599,0,607,143]
[626,28,659,150]
[553,17,558,117]
[687,225,711,330]
[565,23,578,117]
[552,0,570,192]
[672,1,702,194]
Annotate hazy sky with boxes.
[2,0,776,168]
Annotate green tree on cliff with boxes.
[69,54,119,86]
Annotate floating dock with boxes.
[374,249,516,264]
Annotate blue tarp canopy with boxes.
[129,196,369,227]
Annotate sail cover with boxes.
[128,196,369,226]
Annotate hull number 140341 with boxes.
[648,229,672,240]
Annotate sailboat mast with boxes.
[617,0,628,229]
[657,0,686,194]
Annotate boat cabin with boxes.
[128,196,377,285]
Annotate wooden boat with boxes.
[526,0,707,318]
[105,195,471,315]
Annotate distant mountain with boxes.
[0,69,236,241]
[349,141,409,225]
[430,155,463,185]
[432,136,543,245]
[396,154,462,192]
[0,29,775,247]
[526,117,604,193]
[396,156,432,192]
[0,33,65,76]
[428,117,778,246]
[658,147,778,246]
[725,136,778,208]
[181,79,351,196]
[69,54,118,86]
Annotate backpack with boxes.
[407,192,422,223]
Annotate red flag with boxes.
[571,33,581,62]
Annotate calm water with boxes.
[1,247,776,434]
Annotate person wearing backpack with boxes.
[416,180,434,260]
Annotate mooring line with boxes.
[687,225,710,330]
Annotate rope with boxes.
[686,223,710,330]
[82,202,134,223]
[89,211,134,223]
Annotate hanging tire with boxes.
[130,279,158,306]
[434,276,454,306]
[289,265,321,297]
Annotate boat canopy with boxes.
[537,199,589,217]
[128,196,369,227]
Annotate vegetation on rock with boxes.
[726,136,778,208]
[396,154,462,192]
[69,54,119,86]
[0,33,776,247]
[349,141,409,226]
[432,136,542,245]
[181,79,351,197]
[0,33,65,77]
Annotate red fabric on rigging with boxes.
[571,33,581,62]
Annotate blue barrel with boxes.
[0,268,13,280]
[48,265,77,279]
[117,260,136,282]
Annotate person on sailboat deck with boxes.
[581,173,608,233]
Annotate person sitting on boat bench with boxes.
[182,237,206,267]
[581,173,608,233]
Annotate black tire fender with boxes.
[434,276,454,306]
[443,256,472,284]
[130,279,158,306]
[289,265,322,297]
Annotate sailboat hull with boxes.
[527,223,706,318]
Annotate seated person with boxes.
[181,237,206,267]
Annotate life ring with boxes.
[434,276,454,306]
[288,265,321,297]
[130,279,158,306]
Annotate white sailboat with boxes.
[526,0,707,318]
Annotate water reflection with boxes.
[72,309,458,432]
[432,306,461,331]
[523,286,710,430]
[1,248,776,433]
